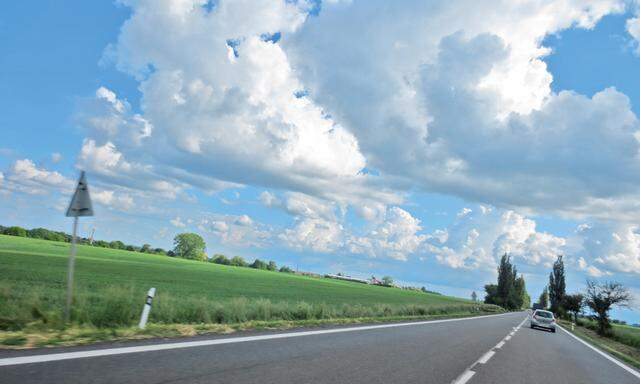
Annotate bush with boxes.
[230,256,248,267]
[211,254,231,265]
[267,261,277,271]
[279,266,294,273]
[4,226,27,237]
[250,259,268,270]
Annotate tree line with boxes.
[535,255,632,336]
[483,254,531,310]
[1,225,297,275]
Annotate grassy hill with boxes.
[0,235,498,334]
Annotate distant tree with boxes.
[94,240,109,248]
[250,259,268,270]
[279,266,294,273]
[539,286,549,309]
[514,275,529,309]
[153,248,165,255]
[267,260,277,271]
[471,291,478,302]
[4,226,27,237]
[109,240,125,249]
[211,254,231,265]
[167,250,176,257]
[484,284,498,305]
[381,276,394,286]
[140,244,152,253]
[421,286,428,293]
[229,256,248,267]
[549,255,566,315]
[173,233,207,261]
[563,293,584,323]
[585,280,632,335]
[125,245,136,252]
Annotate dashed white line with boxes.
[450,316,527,384]
[452,369,476,384]
[477,350,495,364]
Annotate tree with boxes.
[140,244,152,253]
[250,259,268,270]
[471,291,478,302]
[539,287,549,309]
[211,254,231,265]
[563,294,584,323]
[381,276,394,286]
[549,255,566,315]
[496,254,515,308]
[173,233,207,261]
[267,260,277,271]
[279,266,294,273]
[109,240,125,249]
[4,226,27,237]
[484,284,498,305]
[514,275,529,309]
[585,280,632,335]
[230,256,248,267]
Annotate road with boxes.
[1,312,638,384]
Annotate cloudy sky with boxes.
[3,0,640,322]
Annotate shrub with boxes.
[230,256,248,267]
[279,266,294,273]
[250,259,268,270]
[211,254,231,265]
[4,226,27,237]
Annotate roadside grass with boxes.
[0,235,502,346]
[559,320,640,370]
[575,318,640,349]
[1,311,501,349]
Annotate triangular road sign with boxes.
[66,171,94,217]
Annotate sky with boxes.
[2,0,640,323]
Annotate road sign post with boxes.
[138,287,156,330]
[64,171,93,323]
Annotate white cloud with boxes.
[201,214,271,248]
[51,153,63,164]
[426,208,565,270]
[5,159,72,195]
[280,217,343,253]
[92,189,135,211]
[575,222,640,275]
[170,216,187,228]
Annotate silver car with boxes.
[530,309,556,333]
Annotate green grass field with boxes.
[576,318,640,349]
[0,235,498,333]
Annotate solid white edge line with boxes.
[558,325,640,379]
[494,341,505,349]
[477,350,495,364]
[0,312,514,367]
[452,369,475,384]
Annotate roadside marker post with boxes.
[64,171,94,323]
[139,288,156,330]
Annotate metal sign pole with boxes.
[64,170,93,324]
[65,216,79,323]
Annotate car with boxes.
[530,309,556,333]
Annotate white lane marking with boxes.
[452,369,475,384]
[558,325,640,379]
[477,350,495,364]
[450,316,528,384]
[504,335,511,341]
[0,313,514,367]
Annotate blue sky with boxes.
[2,1,640,323]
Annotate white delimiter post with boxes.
[139,288,156,329]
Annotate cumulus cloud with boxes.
[425,208,565,270]
[200,214,272,248]
[4,159,72,195]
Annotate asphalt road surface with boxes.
[1,312,638,384]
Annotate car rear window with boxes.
[535,311,553,318]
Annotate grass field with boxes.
[0,235,498,338]
[576,318,640,349]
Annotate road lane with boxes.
[0,312,524,384]
[470,319,640,384]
